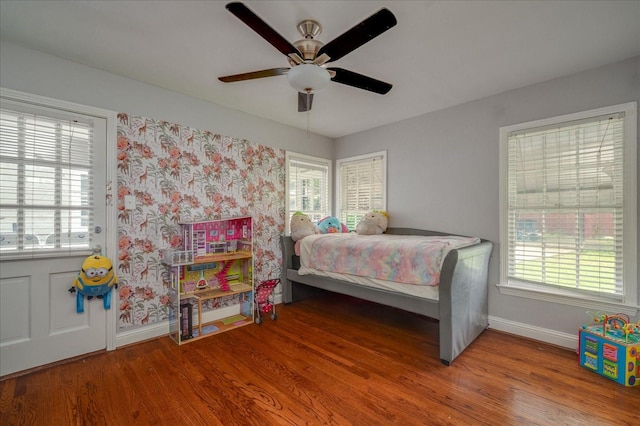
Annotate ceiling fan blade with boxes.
[298,92,314,112]
[226,2,301,58]
[328,68,392,94]
[317,8,397,63]
[219,67,289,83]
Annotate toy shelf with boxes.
[189,283,253,341]
[190,282,252,299]
[192,251,252,264]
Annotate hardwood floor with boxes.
[1,293,637,425]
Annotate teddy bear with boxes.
[356,210,389,235]
[290,211,316,242]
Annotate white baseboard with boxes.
[116,300,576,354]
[488,315,578,350]
[116,321,169,348]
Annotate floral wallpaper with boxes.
[116,113,285,331]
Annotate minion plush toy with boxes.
[69,255,118,313]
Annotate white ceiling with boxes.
[1,1,638,138]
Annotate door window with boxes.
[0,105,96,258]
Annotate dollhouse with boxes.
[161,217,253,344]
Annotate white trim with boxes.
[496,283,638,316]
[488,315,578,350]
[1,87,119,351]
[116,322,169,348]
[499,102,637,306]
[104,108,118,351]
[117,293,606,350]
[622,103,638,304]
[119,304,580,351]
[1,88,116,122]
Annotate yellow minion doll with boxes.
[70,255,118,313]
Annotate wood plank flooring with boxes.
[1,292,637,425]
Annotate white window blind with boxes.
[337,151,386,230]
[506,111,626,298]
[0,107,95,257]
[287,153,331,225]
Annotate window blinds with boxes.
[507,112,625,297]
[338,153,385,230]
[0,107,94,256]
[288,155,330,224]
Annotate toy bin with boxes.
[579,322,639,387]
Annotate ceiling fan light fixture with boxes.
[287,64,330,93]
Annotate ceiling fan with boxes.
[218,2,397,112]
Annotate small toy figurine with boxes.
[69,255,118,313]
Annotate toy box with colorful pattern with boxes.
[578,313,639,387]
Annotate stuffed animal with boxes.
[69,254,118,313]
[356,211,389,235]
[316,216,348,234]
[290,211,315,242]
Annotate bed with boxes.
[281,228,493,365]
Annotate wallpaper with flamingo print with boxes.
[116,113,285,330]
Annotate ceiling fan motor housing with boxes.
[292,39,324,62]
[291,20,324,62]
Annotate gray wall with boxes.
[336,56,640,337]
[0,41,334,157]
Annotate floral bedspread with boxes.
[301,233,480,286]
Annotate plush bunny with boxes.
[290,212,316,242]
[356,211,389,235]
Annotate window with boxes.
[0,101,97,257]
[286,152,331,229]
[337,151,386,230]
[499,103,637,310]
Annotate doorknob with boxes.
[92,245,102,255]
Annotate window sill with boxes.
[496,283,638,317]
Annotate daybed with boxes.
[281,228,493,365]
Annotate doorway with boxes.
[0,90,117,376]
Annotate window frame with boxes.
[285,151,332,233]
[336,150,387,231]
[0,102,100,259]
[498,102,638,315]
[1,88,117,262]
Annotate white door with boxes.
[0,95,110,376]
